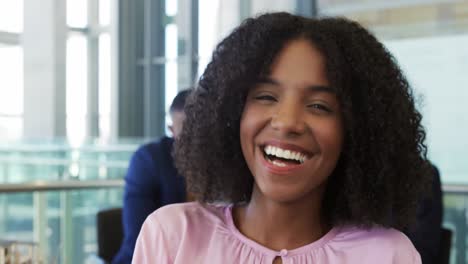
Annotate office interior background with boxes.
[0,0,467,263]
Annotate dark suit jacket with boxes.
[405,165,443,264]
[112,137,186,264]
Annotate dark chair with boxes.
[437,227,452,264]
[97,208,123,263]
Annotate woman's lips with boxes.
[261,140,313,157]
[259,146,309,175]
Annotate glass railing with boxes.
[0,139,141,183]
[0,139,141,263]
[443,185,468,264]
[0,186,123,264]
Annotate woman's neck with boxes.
[233,187,329,251]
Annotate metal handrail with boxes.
[0,179,124,193]
[0,156,129,168]
[443,183,468,194]
[0,180,467,194]
[0,143,140,153]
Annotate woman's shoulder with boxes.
[152,201,228,217]
[330,226,421,263]
[337,225,410,241]
[334,226,415,248]
[147,202,230,230]
[134,202,232,262]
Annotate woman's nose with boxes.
[270,102,306,136]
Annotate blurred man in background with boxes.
[112,89,191,264]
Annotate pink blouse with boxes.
[132,202,421,264]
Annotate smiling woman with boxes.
[132,12,431,264]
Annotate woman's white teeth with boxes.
[272,160,286,167]
[264,145,306,163]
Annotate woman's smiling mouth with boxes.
[259,143,313,172]
[263,145,307,164]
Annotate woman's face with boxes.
[240,39,344,203]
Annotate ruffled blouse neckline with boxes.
[224,204,339,258]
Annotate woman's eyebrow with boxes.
[305,85,336,94]
[255,77,280,86]
[256,77,335,94]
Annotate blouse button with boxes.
[279,249,288,257]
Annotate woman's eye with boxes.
[308,104,332,113]
[254,95,276,102]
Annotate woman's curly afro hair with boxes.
[175,12,432,229]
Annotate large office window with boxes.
[66,34,88,145]
[66,0,114,144]
[386,36,468,183]
[98,32,112,140]
[198,0,297,76]
[66,0,88,28]
[318,0,468,184]
[0,0,23,141]
[0,0,114,142]
[99,0,111,26]
[165,0,178,114]
[0,45,23,140]
[0,0,23,33]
